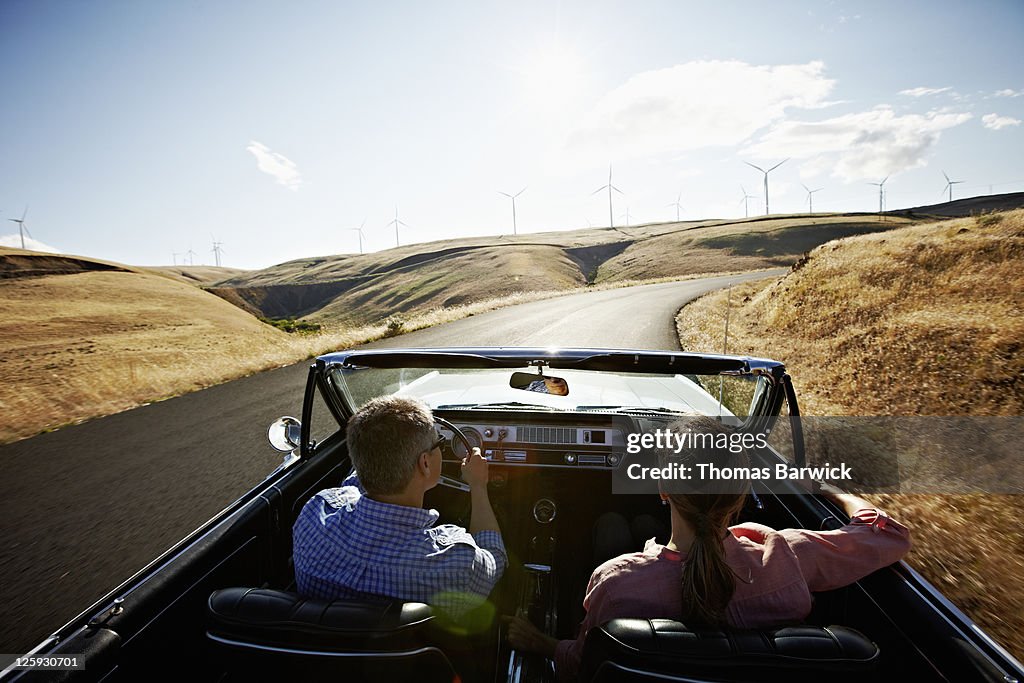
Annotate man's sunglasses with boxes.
[430,432,448,452]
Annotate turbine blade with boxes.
[516,187,526,197]
[767,158,789,173]
[942,170,950,182]
[744,161,765,173]
[591,185,608,195]
[611,185,623,195]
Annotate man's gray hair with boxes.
[347,395,436,494]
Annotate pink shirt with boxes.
[554,508,911,680]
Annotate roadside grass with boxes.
[675,209,1024,659]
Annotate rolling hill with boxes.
[0,248,294,443]
[210,213,927,326]
[675,209,1024,658]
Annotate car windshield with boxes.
[327,363,768,419]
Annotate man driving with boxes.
[292,395,507,615]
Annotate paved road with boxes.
[0,270,781,653]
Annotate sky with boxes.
[1,0,1022,270]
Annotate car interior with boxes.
[13,356,1021,683]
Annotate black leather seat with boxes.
[580,618,879,682]
[206,587,459,682]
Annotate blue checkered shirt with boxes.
[293,473,507,615]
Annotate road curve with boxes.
[365,272,774,351]
[0,269,783,654]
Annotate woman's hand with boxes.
[504,615,559,658]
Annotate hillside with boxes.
[0,250,295,443]
[147,265,249,285]
[895,190,1024,219]
[209,193,1024,327]
[674,209,1024,659]
[211,214,922,325]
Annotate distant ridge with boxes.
[893,191,1024,218]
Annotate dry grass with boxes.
[0,270,296,443]
[675,210,1024,659]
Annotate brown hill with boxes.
[212,214,929,326]
[0,250,294,444]
[147,265,249,285]
[675,209,1024,659]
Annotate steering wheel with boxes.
[433,415,474,492]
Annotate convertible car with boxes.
[5,348,1022,682]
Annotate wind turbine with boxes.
[8,206,30,249]
[211,239,225,267]
[172,252,181,266]
[618,207,632,228]
[801,184,824,213]
[942,170,964,202]
[185,246,197,266]
[498,187,526,235]
[387,206,409,248]
[591,165,623,229]
[737,186,756,218]
[867,176,889,218]
[666,191,684,221]
[744,159,788,215]
[350,220,366,254]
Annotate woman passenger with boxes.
[506,415,912,681]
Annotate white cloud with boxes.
[746,106,972,181]
[982,113,1022,130]
[994,89,1024,98]
[246,141,303,191]
[563,60,836,165]
[0,234,62,253]
[899,86,952,97]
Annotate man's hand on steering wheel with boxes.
[461,448,489,491]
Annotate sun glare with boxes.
[516,40,586,112]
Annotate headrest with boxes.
[207,587,435,652]
[582,619,879,682]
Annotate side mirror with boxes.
[268,416,302,452]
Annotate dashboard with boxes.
[437,411,633,470]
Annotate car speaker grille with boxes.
[518,426,576,444]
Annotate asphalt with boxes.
[0,269,783,654]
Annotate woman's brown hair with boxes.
[663,416,751,625]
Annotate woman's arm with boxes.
[779,497,911,592]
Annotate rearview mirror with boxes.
[510,371,569,396]
[268,416,302,452]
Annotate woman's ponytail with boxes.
[663,415,752,625]
[675,497,742,625]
